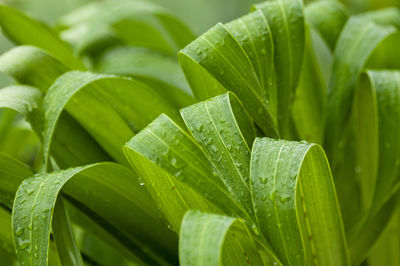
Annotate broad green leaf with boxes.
[65,202,159,266]
[251,138,349,265]
[41,70,179,169]
[0,45,68,92]
[324,16,397,164]
[349,194,399,265]
[0,4,84,69]
[93,46,194,108]
[124,114,229,231]
[253,0,305,138]
[179,11,278,137]
[12,162,176,266]
[0,48,111,168]
[0,84,110,169]
[179,0,305,138]
[0,206,16,264]
[0,85,41,119]
[0,152,33,209]
[349,70,400,263]
[362,7,400,28]
[292,26,326,144]
[179,211,278,266]
[353,70,400,211]
[368,204,400,266]
[71,225,138,266]
[305,0,349,51]
[52,197,83,266]
[0,117,39,167]
[323,15,398,227]
[128,92,350,265]
[180,92,256,221]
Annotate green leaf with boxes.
[0,85,42,118]
[323,15,398,227]
[0,45,69,92]
[0,48,111,169]
[124,114,226,231]
[41,70,179,169]
[52,197,83,266]
[179,0,305,138]
[305,0,349,51]
[0,152,33,209]
[291,26,326,144]
[93,46,194,108]
[180,92,256,221]
[324,16,397,164]
[0,206,16,264]
[253,0,305,138]
[349,70,400,263]
[178,12,278,137]
[0,84,110,169]
[127,92,349,265]
[251,138,349,265]
[0,4,84,69]
[12,162,177,266]
[179,211,277,266]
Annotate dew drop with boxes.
[138,177,145,186]
[18,239,30,250]
[279,195,291,203]
[15,226,24,236]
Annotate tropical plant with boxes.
[0,0,399,265]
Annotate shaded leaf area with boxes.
[125,92,349,266]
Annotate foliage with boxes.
[0,0,399,265]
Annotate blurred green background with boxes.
[0,0,399,122]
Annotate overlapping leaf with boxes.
[0,4,84,69]
[126,92,349,265]
[12,162,177,265]
[179,0,305,138]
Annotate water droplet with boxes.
[251,224,260,235]
[269,190,276,202]
[175,170,183,178]
[210,144,218,152]
[138,177,145,186]
[15,226,24,236]
[279,195,290,203]
[18,239,30,250]
[25,188,34,195]
[260,176,268,184]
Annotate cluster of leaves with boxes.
[0,0,399,265]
